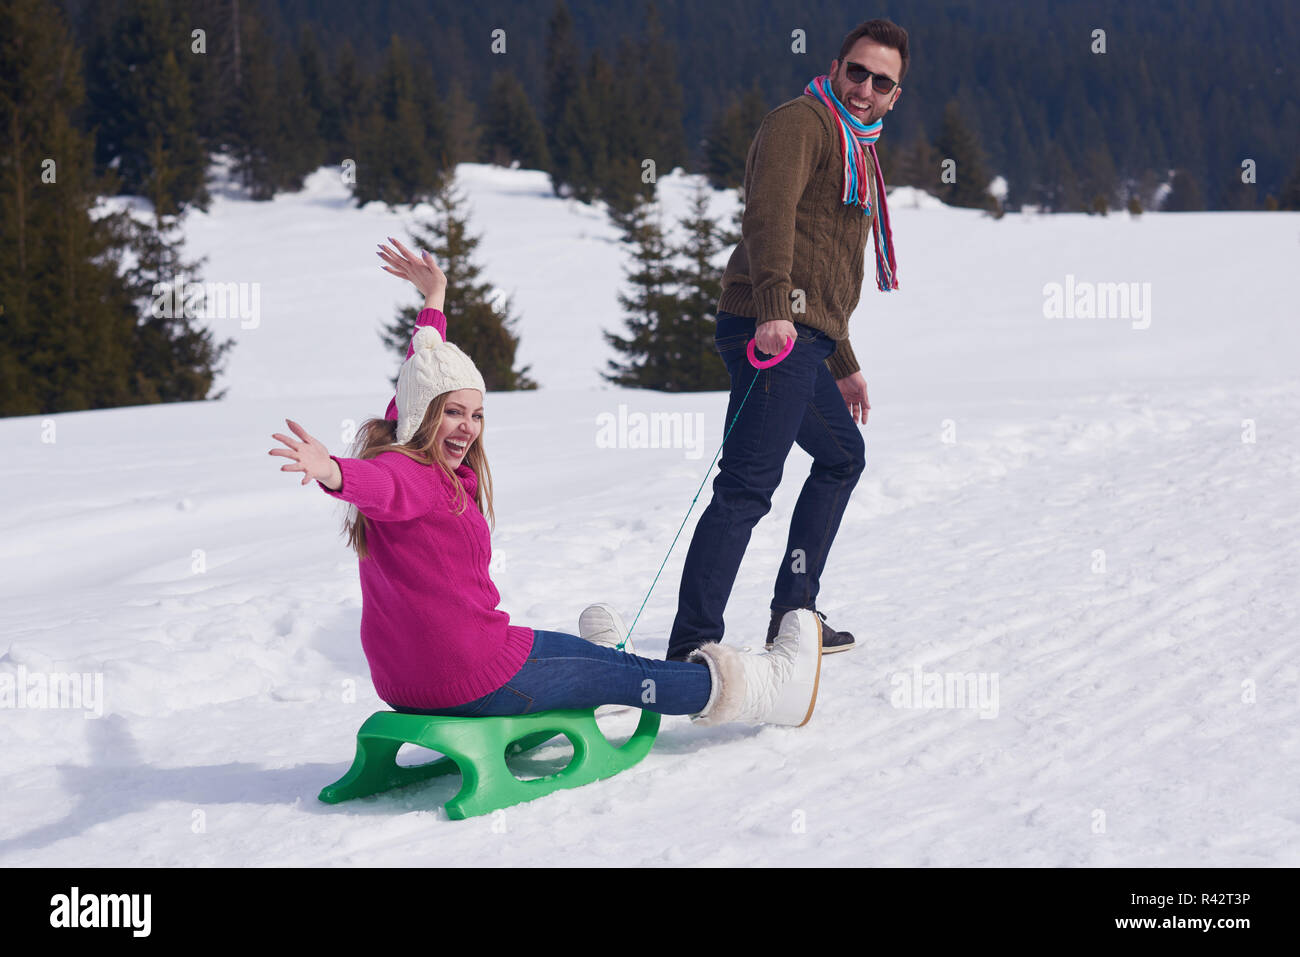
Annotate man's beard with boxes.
[833,81,883,124]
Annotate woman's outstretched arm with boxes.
[377,237,449,421]
[269,418,449,521]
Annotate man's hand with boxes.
[836,372,871,424]
[755,319,796,357]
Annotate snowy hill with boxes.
[1,164,1297,866]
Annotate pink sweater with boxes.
[320,307,533,709]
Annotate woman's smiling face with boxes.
[434,389,483,465]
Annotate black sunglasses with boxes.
[843,61,899,95]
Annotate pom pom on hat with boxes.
[411,325,444,350]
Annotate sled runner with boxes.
[318,706,660,819]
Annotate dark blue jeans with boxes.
[393,630,712,717]
[666,311,866,660]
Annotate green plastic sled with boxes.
[318,707,661,820]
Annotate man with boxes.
[666,19,908,661]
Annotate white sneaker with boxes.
[578,602,635,656]
[689,609,822,726]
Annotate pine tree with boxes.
[603,183,731,392]
[1034,141,1085,212]
[277,44,325,180]
[413,56,450,174]
[544,0,586,198]
[1,0,128,413]
[934,99,993,209]
[587,49,643,215]
[1080,144,1121,213]
[552,51,606,204]
[382,179,535,391]
[440,79,483,168]
[353,37,440,207]
[893,127,942,195]
[0,0,227,415]
[82,0,209,216]
[603,193,676,388]
[116,211,233,403]
[703,85,766,190]
[668,182,732,391]
[145,49,208,217]
[229,9,295,199]
[485,71,550,170]
[1001,105,1035,209]
[333,40,368,167]
[631,1,687,176]
[545,2,685,210]
[4,0,106,410]
[1163,169,1205,211]
[298,25,342,163]
[172,0,237,156]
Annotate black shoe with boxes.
[766,609,855,654]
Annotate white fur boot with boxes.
[688,609,822,726]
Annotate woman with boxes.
[268,238,821,726]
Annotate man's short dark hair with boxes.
[837,18,910,83]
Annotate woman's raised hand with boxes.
[269,419,342,490]
[377,236,447,307]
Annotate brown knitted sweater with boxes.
[716,94,878,379]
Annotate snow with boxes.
[1,162,1297,866]
[884,184,949,210]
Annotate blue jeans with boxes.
[393,630,712,717]
[666,311,866,660]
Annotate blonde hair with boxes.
[342,393,494,559]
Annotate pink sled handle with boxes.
[747,336,795,369]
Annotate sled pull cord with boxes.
[620,335,795,649]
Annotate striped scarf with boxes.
[803,75,898,291]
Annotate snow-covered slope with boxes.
[1,164,1296,866]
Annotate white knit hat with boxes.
[394,326,487,444]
